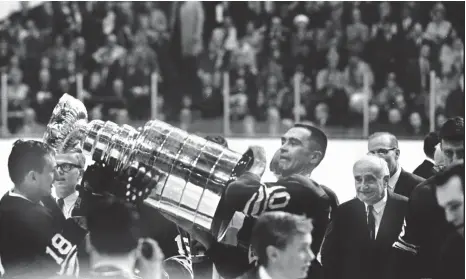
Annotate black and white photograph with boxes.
[0,1,464,279]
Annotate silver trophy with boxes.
[44,94,264,239]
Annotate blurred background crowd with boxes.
[0,1,464,138]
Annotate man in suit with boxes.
[392,117,464,279]
[51,147,86,219]
[367,132,425,198]
[434,163,464,279]
[413,131,439,178]
[321,155,408,279]
[0,140,86,278]
[236,211,315,279]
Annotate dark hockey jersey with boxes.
[392,177,454,278]
[0,192,86,278]
[138,203,193,279]
[207,172,332,279]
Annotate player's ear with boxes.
[310,150,323,165]
[266,245,280,264]
[26,170,37,183]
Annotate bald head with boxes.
[368,132,400,175]
[368,132,399,148]
[353,155,390,179]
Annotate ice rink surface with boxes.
[0,138,424,204]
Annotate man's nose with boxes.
[308,249,315,262]
[445,210,456,224]
[452,154,464,165]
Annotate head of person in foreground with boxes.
[250,211,314,279]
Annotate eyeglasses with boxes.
[56,163,82,173]
[368,148,397,156]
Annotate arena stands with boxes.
[0,1,463,138]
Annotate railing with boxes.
[0,70,445,138]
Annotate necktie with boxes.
[367,205,376,240]
[57,198,65,212]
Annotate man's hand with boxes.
[72,161,160,217]
[136,238,166,279]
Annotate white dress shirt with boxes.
[364,189,388,239]
[388,166,402,191]
[57,191,78,219]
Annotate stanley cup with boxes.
[43,94,261,239]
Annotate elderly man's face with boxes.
[353,160,388,205]
[54,153,83,199]
[279,127,318,177]
[436,175,464,236]
[441,140,464,166]
[368,135,399,175]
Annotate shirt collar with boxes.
[9,190,44,206]
[389,166,402,190]
[61,191,78,206]
[9,190,33,203]
[365,188,388,214]
[258,265,273,279]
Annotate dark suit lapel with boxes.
[393,169,406,194]
[375,192,395,245]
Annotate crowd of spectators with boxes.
[0,1,463,136]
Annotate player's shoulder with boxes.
[410,176,436,202]
[277,174,328,198]
[338,198,360,210]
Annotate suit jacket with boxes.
[413,160,436,179]
[394,169,425,198]
[321,192,408,279]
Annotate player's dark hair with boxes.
[87,196,141,255]
[434,163,465,193]
[293,123,328,160]
[251,211,313,267]
[439,117,464,142]
[205,135,228,148]
[8,139,55,185]
[423,132,440,160]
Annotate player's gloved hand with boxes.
[72,161,160,218]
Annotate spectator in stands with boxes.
[408,111,427,136]
[374,72,404,120]
[369,19,398,90]
[424,4,453,52]
[48,35,69,74]
[171,1,204,113]
[8,68,30,133]
[346,8,369,57]
[32,68,54,124]
[93,34,126,70]
[404,43,431,108]
[290,15,314,75]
